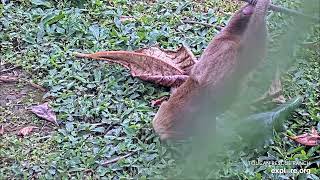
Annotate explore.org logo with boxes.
[271,168,311,174]
[248,159,312,174]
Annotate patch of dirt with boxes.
[0,65,53,136]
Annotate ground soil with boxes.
[0,64,52,136]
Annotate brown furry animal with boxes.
[152,0,271,140]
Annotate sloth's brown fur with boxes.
[153,0,271,140]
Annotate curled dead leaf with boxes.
[290,127,320,146]
[0,125,4,135]
[31,103,58,126]
[253,68,286,104]
[120,16,135,22]
[75,45,197,87]
[135,45,197,75]
[151,96,169,107]
[18,126,37,136]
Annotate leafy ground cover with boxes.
[0,0,319,179]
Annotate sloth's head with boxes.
[242,5,255,15]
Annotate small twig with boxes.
[3,103,29,107]
[101,151,136,166]
[68,168,94,174]
[0,65,21,74]
[0,76,18,83]
[28,81,47,92]
[181,20,223,30]
[307,156,320,162]
[0,75,46,92]
[252,90,282,105]
[301,41,319,48]
[0,62,9,66]
[36,135,52,142]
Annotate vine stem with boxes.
[240,0,319,21]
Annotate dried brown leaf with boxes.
[135,46,197,74]
[18,126,37,136]
[0,125,4,135]
[151,96,169,107]
[290,127,320,146]
[75,45,197,87]
[31,103,58,126]
[268,71,286,103]
[254,69,286,104]
[120,16,135,22]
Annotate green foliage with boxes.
[0,0,319,179]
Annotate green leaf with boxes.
[91,127,105,133]
[89,25,101,41]
[31,0,52,8]
[74,76,87,83]
[65,122,74,132]
[94,70,102,82]
[244,96,303,130]
[44,11,65,26]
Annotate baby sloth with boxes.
[153,0,271,140]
